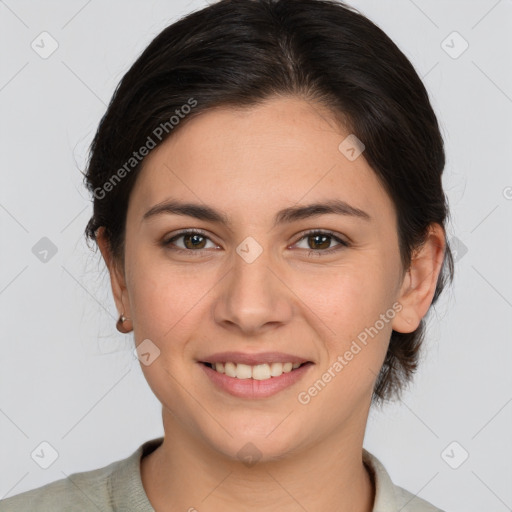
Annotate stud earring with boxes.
[116,313,133,334]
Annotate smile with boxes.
[199,361,314,399]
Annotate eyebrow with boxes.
[142,198,371,228]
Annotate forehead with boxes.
[127,96,394,227]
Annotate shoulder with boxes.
[0,459,119,511]
[0,438,162,512]
[362,449,446,512]
[393,484,446,512]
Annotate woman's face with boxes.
[106,96,416,460]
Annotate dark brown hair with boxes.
[83,0,454,403]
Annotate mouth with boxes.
[200,361,312,380]
[198,359,314,399]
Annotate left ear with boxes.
[392,223,446,333]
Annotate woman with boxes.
[0,0,453,510]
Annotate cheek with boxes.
[289,259,396,401]
[126,258,211,409]
[294,272,394,410]
[293,260,393,338]
[125,248,227,366]
[125,249,200,340]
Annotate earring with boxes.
[116,313,133,334]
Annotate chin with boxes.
[200,418,308,465]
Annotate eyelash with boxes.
[162,229,350,257]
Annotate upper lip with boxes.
[199,351,312,366]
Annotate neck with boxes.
[141,410,375,512]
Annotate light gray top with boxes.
[0,437,445,511]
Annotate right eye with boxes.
[162,229,220,253]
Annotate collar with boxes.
[363,448,399,511]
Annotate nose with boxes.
[212,244,294,336]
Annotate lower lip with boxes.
[199,362,313,399]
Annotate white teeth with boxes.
[224,362,237,378]
[211,361,303,379]
[270,362,284,377]
[282,362,293,373]
[235,363,252,380]
[252,364,271,380]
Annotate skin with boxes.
[97,95,446,512]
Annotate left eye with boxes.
[293,230,349,253]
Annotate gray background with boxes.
[1,1,511,511]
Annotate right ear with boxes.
[96,226,131,321]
